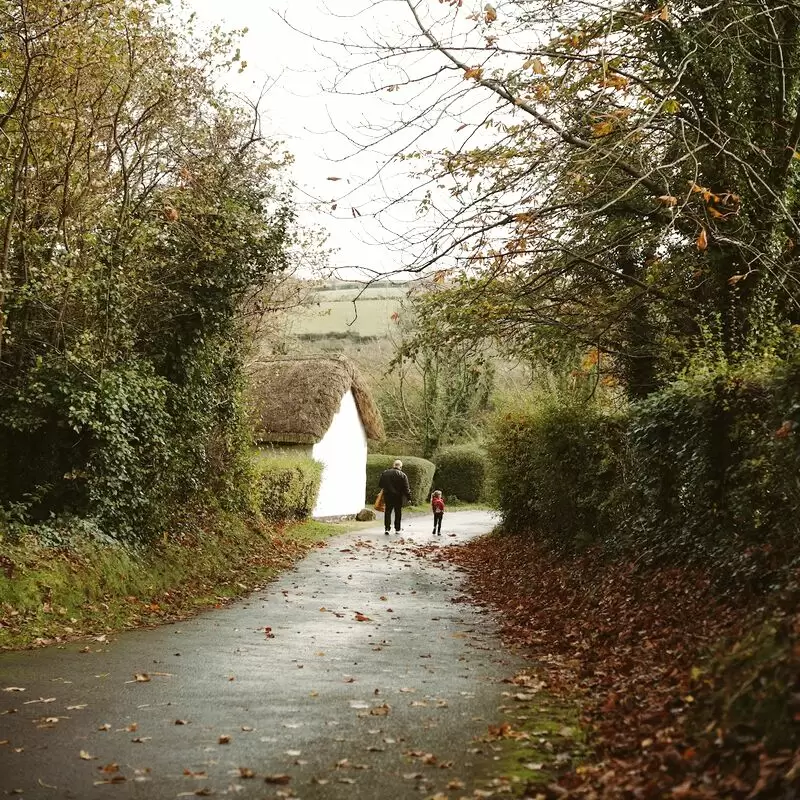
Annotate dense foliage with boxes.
[431,444,488,503]
[0,0,296,541]
[366,453,436,506]
[490,359,800,588]
[625,359,800,586]
[490,398,624,552]
[253,454,322,522]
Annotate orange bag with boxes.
[373,489,385,512]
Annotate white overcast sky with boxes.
[181,0,514,281]
[184,0,429,278]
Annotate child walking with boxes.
[431,490,445,536]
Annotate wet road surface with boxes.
[0,511,527,799]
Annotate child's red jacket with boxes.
[431,496,445,513]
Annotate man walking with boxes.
[378,459,412,534]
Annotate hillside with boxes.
[286,280,409,342]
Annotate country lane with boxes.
[0,510,530,799]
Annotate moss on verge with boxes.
[0,513,340,650]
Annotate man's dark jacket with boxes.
[378,468,411,503]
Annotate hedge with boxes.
[253,453,323,521]
[488,357,800,587]
[366,454,436,506]
[489,399,625,552]
[625,362,800,584]
[432,444,488,502]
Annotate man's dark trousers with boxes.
[384,497,403,532]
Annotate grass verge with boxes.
[0,513,343,650]
[476,687,586,796]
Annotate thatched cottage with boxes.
[249,356,384,517]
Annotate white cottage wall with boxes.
[311,389,367,517]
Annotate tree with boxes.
[317,0,800,397]
[370,295,494,458]
[0,0,298,538]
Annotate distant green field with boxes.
[290,286,407,338]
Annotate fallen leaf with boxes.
[354,612,371,622]
[175,719,189,725]
[80,749,97,760]
[369,703,391,716]
[98,723,111,731]
[218,734,231,744]
[264,774,291,784]
[697,227,708,250]
[94,776,126,785]
[2,687,25,693]
[238,767,256,778]
[134,673,151,683]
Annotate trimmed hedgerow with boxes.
[366,454,436,506]
[253,454,322,521]
[488,357,800,588]
[488,399,626,552]
[625,361,800,586]
[432,444,488,502]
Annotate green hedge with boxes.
[489,400,625,552]
[625,362,800,583]
[432,444,488,502]
[366,454,436,506]
[488,357,800,586]
[253,453,322,521]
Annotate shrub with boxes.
[488,399,625,551]
[366,454,436,506]
[626,360,800,585]
[432,444,488,502]
[253,453,322,521]
[487,356,800,587]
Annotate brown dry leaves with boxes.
[441,535,798,798]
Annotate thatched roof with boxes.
[249,356,384,445]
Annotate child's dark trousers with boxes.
[432,511,443,535]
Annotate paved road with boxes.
[0,511,526,799]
